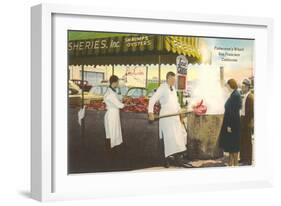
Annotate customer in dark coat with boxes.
[219,79,242,166]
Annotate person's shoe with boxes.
[174,155,193,168]
[241,162,252,166]
[163,158,171,168]
[182,157,192,165]
[239,159,251,166]
[179,162,193,168]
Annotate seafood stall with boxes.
[67,34,223,173]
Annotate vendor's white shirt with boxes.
[148,83,180,114]
[241,91,250,116]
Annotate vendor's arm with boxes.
[148,86,163,121]
[107,93,125,109]
[148,85,163,113]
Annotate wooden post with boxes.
[145,65,148,88]
[81,65,85,143]
[81,65,85,108]
[112,64,115,75]
[158,55,161,86]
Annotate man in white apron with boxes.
[148,72,191,168]
[104,75,125,148]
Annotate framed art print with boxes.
[31,3,274,201]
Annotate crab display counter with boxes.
[68,106,164,173]
[68,101,224,173]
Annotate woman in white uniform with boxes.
[104,75,125,149]
[148,72,191,168]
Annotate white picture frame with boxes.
[31,3,274,202]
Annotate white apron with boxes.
[148,83,187,157]
[104,87,124,148]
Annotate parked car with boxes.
[69,80,130,106]
[71,79,92,92]
[124,87,148,98]
[89,83,128,99]
[69,80,81,95]
[68,80,102,106]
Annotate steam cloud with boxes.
[189,65,228,115]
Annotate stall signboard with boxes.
[125,66,146,87]
[177,75,187,90]
[176,55,188,75]
[67,34,207,66]
[68,35,155,56]
[176,55,188,90]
